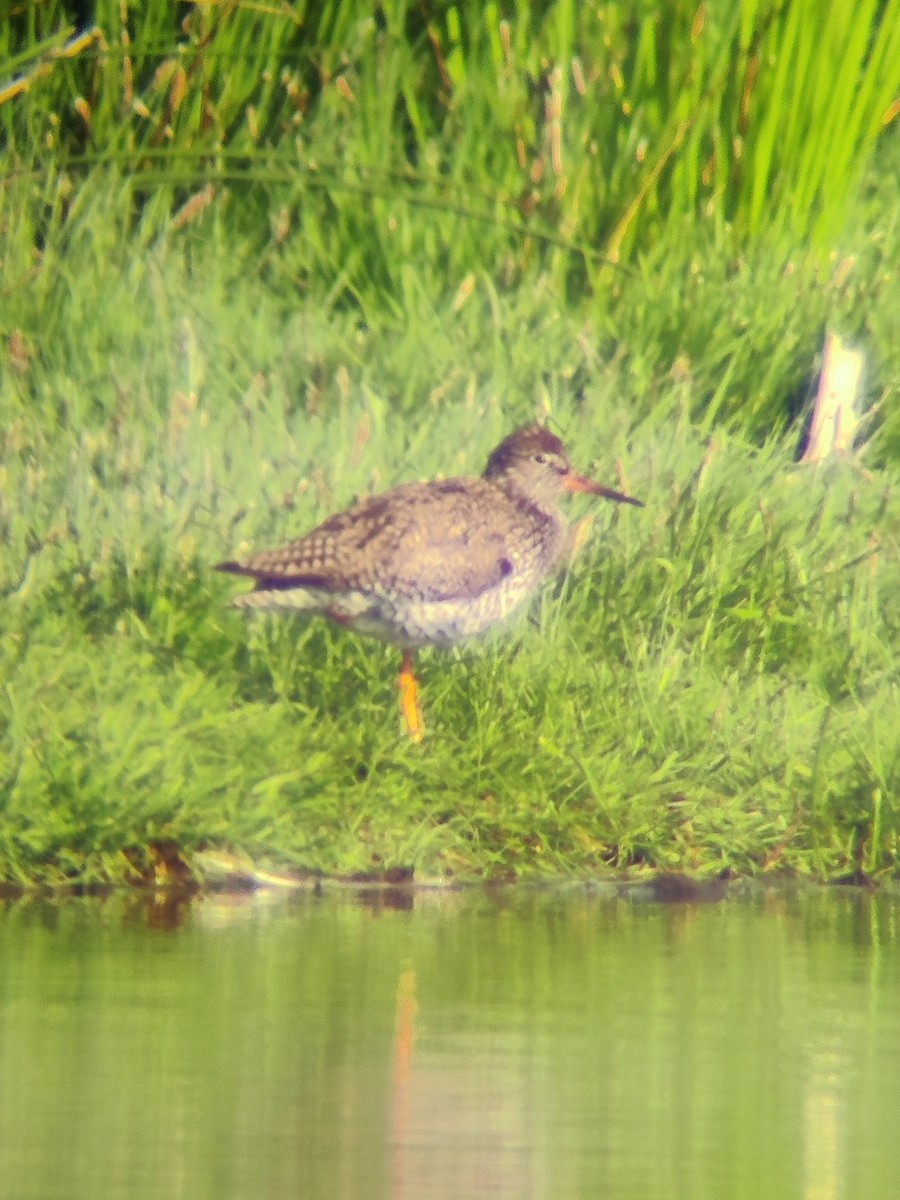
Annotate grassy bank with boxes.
[1,3,898,886]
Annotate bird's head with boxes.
[483,424,643,509]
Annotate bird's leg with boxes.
[397,650,424,742]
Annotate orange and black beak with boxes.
[564,471,644,507]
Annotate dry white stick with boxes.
[801,333,865,462]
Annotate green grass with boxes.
[0,2,898,887]
[2,202,898,887]
[4,0,898,259]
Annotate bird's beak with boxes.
[564,472,644,507]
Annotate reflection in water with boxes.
[804,1044,843,1200]
[0,886,898,1200]
[392,966,537,1200]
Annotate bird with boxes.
[216,424,642,741]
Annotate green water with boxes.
[0,884,898,1200]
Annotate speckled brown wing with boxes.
[359,478,528,602]
[218,476,533,603]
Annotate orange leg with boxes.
[396,650,424,742]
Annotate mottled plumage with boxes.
[217,424,642,738]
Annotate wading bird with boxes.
[217,424,642,740]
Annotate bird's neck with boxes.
[495,478,568,539]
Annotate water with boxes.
[1,884,898,1200]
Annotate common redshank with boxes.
[217,424,642,740]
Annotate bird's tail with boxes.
[215,560,331,612]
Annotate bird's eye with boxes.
[534,452,547,464]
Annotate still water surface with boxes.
[0,884,898,1200]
